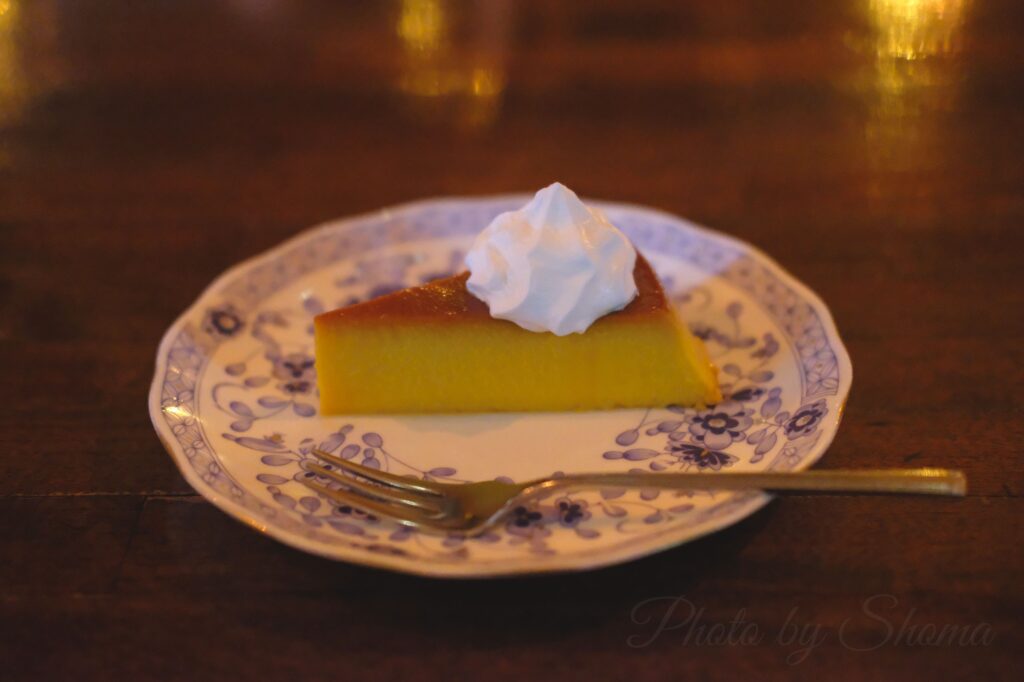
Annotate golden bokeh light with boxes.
[397,0,445,54]
[863,0,969,186]
[395,0,510,131]
[870,0,967,61]
[0,0,28,126]
[0,0,65,149]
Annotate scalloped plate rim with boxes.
[148,194,852,578]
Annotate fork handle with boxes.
[543,468,966,496]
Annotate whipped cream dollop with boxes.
[465,182,638,336]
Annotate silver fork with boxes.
[300,448,966,536]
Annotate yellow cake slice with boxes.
[314,253,720,414]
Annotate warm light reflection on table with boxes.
[0,0,27,127]
[395,0,510,131]
[0,0,64,154]
[870,0,967,60]
[863,0,969,192]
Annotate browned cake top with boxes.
[316,253,670,326]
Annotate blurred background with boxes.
[0,0,1021,380]
[2,0,1011,223]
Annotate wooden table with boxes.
[2,1,1022,678]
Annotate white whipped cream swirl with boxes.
[465,182,638,336]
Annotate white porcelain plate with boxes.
[149,196,851,578]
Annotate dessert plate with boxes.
[149,196,851,577]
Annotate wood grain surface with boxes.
[1,1,1022,679]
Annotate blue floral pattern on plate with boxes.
[149,197,851,577]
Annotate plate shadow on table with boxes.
[116,491,779,644]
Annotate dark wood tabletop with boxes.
[2,0,1022,679]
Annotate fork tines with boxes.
[301,448,446,528]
